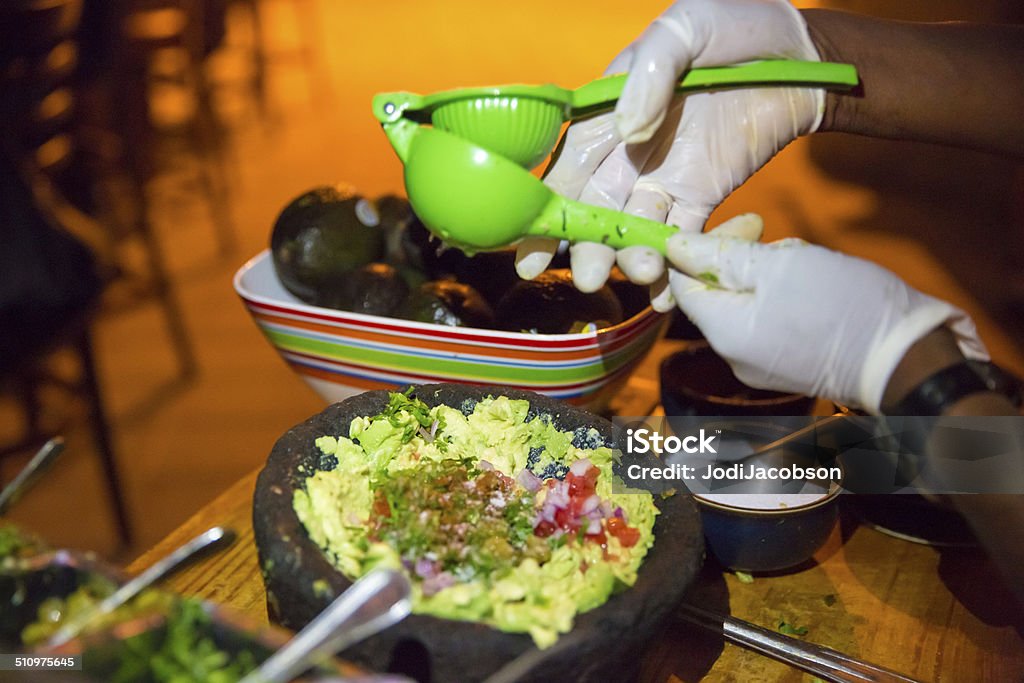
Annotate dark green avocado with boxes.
[495,269,624,334]
[396,280,496,329]
[271,185,386,305]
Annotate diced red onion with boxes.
[579,494,600,515]
[547,482,570,507]
[570,458,593,476]
[478,460,494,471]
[517,469,542,492]
[586,518,602,535]
[415,558,436,579]
[614,507,626,521]
[422,571,456,597]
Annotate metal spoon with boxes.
[239,568,412,683]
[0,437,66,515]
[44,526,236,649]
[677,603,921,683]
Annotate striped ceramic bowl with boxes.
[234,250,667,412]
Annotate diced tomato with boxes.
[554,506,576,529]
[606,517,640,548]
[373,495,391,518]
[586,530,607,547]
[567,471,597,499]
[534,520,557,538]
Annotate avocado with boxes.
[326,262,410,316]
[395,216,471,279]
[446,249,522,309]
[271,185,386,305]
[495,269,624,334]
[376,194,417,266]
[396,280,496,328]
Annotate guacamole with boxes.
[293,391,658,648]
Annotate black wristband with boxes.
[893,360,1023,416]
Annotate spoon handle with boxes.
[44,526,235,649]
[571,59,859,115]
[678,603,921,683]
[0,437,66,516]
[240,568,411,683]
[533,193,679,254]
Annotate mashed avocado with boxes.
[293,391,657,648]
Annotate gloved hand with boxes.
[665,230,989,413]
[516,0,824,310]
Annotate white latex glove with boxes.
[665,231,989,414]
[516,0,824,309]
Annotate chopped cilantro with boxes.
[734,571,754,584]
[371,387,447,448]
[370,460,549,580]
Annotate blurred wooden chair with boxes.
[231,0,329,114]
[0,0,133,547]
[109,0,237,257]
[1,0,200,386]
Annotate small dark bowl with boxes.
[0,550,123,649]
[657,344,838,573]
[663,421,845,573]
[695,484,842,573]
[253,383,705,683]
[660,343,815,417]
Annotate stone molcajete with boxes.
[253,384,704,683]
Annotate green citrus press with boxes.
[376,59,858,255]
[374,59,858,170]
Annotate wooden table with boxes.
[129,344,1024,682]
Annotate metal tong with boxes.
[677,604,921,683]
[239,568,412,683]
[44,526,236,649]
[0,437,66,515]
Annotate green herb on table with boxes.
[734,571,754,584]
[778,620,809,636]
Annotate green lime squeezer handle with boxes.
[570,60,858,115]
[530,195,678,256]
[374,60,859,124]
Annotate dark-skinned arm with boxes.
[802,9,1024,158]
[882,328,1024,607]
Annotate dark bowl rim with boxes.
[693,476,844,516]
